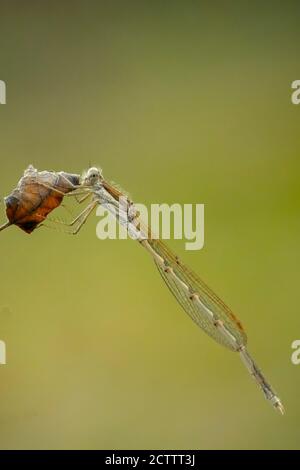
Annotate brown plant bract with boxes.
[1,165,80,234]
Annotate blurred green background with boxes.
[0,0,300,450]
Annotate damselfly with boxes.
[2,166,285,414]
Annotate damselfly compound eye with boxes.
[86,167,102,181]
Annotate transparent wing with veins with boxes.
[149,238,247,350]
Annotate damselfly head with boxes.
[81,167,103,186]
